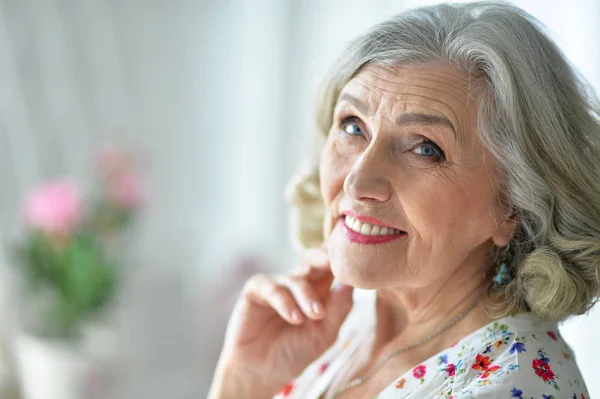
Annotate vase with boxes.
[14,333,90,399]
[81,321,121,398]
[14,322,121,399]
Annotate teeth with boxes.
[360,223,372,235]
[344,215,402,236]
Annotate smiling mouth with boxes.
[343,215,404,236]
[340,215,406,245]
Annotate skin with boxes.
[208,61,517,399]
[319,61,517,397]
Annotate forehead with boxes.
[339,62,479,135]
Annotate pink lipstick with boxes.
[339,214,406,245]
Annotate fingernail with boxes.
[290,310,302,322]
[311,301,324,314]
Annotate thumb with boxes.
[323,284,354,333]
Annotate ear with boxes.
[492,212,518,247]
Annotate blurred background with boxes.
[0,0,599,398]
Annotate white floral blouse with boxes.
[273,291,589,399]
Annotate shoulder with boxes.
[448,314,589,399]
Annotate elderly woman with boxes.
[209,2,598,398]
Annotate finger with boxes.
[263,284,305,325]
[306,264,333,281]
[293,248,331,279]
[279,277,326,320]
[244,274,304,325]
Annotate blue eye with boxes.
[341,118,363,136]
[413,142,445,161]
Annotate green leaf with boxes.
[65,234,100,310]
[11,228,122,337]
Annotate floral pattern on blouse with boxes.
[273,292,589,399]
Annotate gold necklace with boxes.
[333,296,482,397]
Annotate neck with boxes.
[371,261,493,358]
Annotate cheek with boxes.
[319,139,352,206]
[320,138,355,240]
[398,169,495,237]
[402,178,458,235]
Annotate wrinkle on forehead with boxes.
[342,62,482,144]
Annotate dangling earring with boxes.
[493,243,512,285]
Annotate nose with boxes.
[343,140,392,203]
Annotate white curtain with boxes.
[1,1,599,397]
[0,1,218,397]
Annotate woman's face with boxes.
[320,62,516,290]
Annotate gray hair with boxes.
[287,1,600,321]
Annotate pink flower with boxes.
[24,180,82,235]
[98,145,129,178]
[97,146,144,209]
[318,362,329,375]
[106,169,144,209]
[413,364,427,379]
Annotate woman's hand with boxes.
[208,248,354,399]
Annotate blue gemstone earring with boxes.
[493,244,512,285]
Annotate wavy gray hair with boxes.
[287,1,600,321]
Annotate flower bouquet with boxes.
[9,147,143,399]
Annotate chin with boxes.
[330,260,389,290]
[327,230,397,289]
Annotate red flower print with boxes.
[318,362,329,375]
[472,354,492,371]
[472,353,501,379]
[581,394,586,399]
[547,331,558,341]
[413,364,427,379]
[395,378,406,389]
[445,363,456,377]
[276,381,294,397]
[479,365,500,379]
[532,359,555,382]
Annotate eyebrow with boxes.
[338,93,370,115]
[396,113,456,134]
[337,93,456,135]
